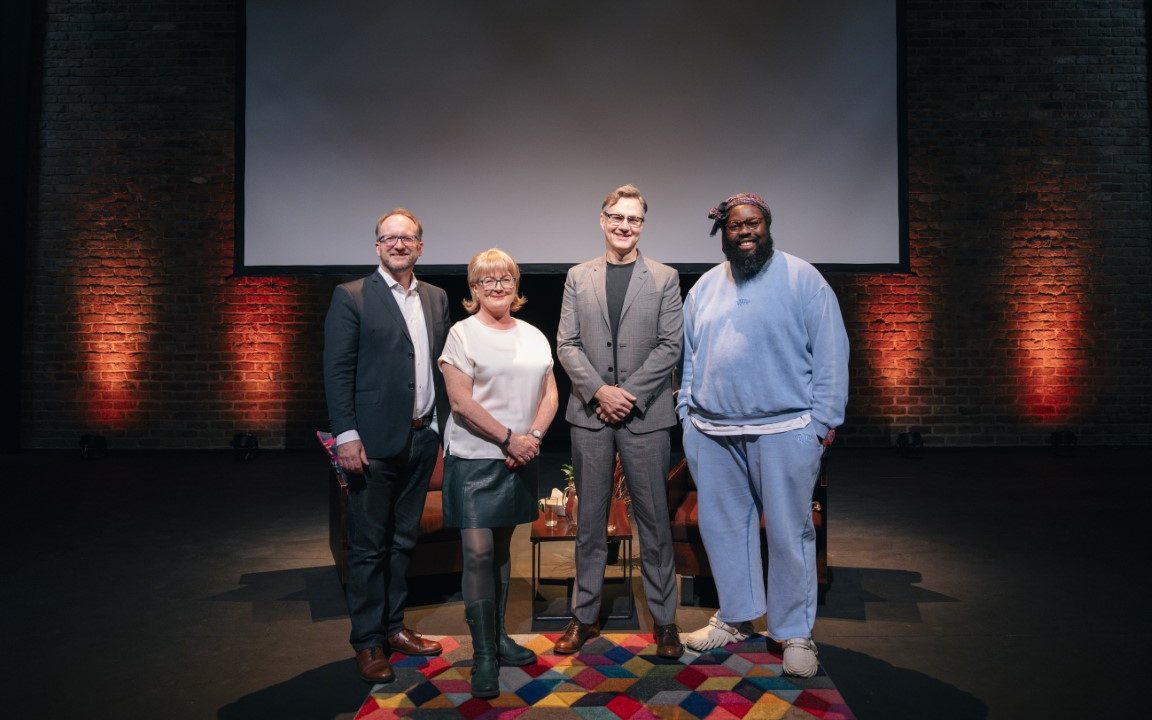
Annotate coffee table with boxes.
[530,499,634,621]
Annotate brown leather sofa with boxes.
[666,455,829,604]
[327,449,463,585]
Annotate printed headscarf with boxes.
[707,192,772,236]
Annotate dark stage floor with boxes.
[3,446,1150,719]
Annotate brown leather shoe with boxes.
[387,627,443,656]
[355,647,395,684]
[553,618,600,654]
[655,623,684,658]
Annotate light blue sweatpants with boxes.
[682,420,825,640]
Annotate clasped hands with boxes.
[503,432,540,469]
[594,384,636,424]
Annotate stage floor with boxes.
[2,446,1149,719]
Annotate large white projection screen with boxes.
[242,0,901,271]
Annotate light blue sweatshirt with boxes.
[677,251,849,438]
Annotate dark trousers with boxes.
[344,425,438,651]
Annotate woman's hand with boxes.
[504,432,540,467]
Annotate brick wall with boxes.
[22,1,1151,448]
[834,0,1151,446]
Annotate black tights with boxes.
[460,526,515,605]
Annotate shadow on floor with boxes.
[820,644,988,720]
[819,566,959,622]
[216,658,365,720]
[207,566,349,621]
[206,566,464,622]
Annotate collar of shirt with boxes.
[377,266,419,295]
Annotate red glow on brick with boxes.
[220,278,301,431]
[849,273,934,427]
[75,250,157,429]
[1001,229,1089,425]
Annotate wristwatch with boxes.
[529,429,543,440]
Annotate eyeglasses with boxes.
[477,276,515,290]
[603,212,645,229]
[725,217,763,232]
[376,234,421,247]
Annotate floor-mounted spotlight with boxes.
[230,433,259,461]
[79,434,107,459]
[1049,430,1077,457]
[895,431,924,459]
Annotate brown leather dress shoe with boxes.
[387,627,443,656]
[553,618,600,654]
[655,623,684,658]
[355,647,395,684]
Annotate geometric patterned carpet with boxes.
[355,633,855,719]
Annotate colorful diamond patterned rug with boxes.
[355,633,855,719]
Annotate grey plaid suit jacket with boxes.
[557,251,683,434]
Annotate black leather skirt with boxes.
[442,455,538,528]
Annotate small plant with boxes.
[560,459,631,505]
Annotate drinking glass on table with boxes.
[544,499,560,527]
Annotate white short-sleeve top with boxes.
[438,315,554,460]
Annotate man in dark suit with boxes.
[555,184,684,658]
[323,207,450,683]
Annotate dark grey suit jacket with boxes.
[557,252,683,434]
[323,270,450,459]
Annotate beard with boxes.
[723,233,774,280]
[382,252,417,275]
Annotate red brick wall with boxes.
[22,1,1151,448]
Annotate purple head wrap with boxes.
[707,192,772,236]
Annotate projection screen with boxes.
[240,0,903,273]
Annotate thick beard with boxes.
[724,234,774,280]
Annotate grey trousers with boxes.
[570,425,678,626]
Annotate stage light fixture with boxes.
[1049,430,1077,457]
[230,432,259,461]
[895,431,924,458]
[79,434,107,459]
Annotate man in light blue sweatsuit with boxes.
[677,192,848,677]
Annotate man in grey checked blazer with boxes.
[555,184,684,658]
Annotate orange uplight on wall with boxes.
[999,229,1090,425]
[78,286,155,426]
[999,165,1092,427]
[72,210,159,429]
[850,272,935,422]
[219,277,300,432]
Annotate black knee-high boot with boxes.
[495,581,535,666]
[465,599,500,698]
